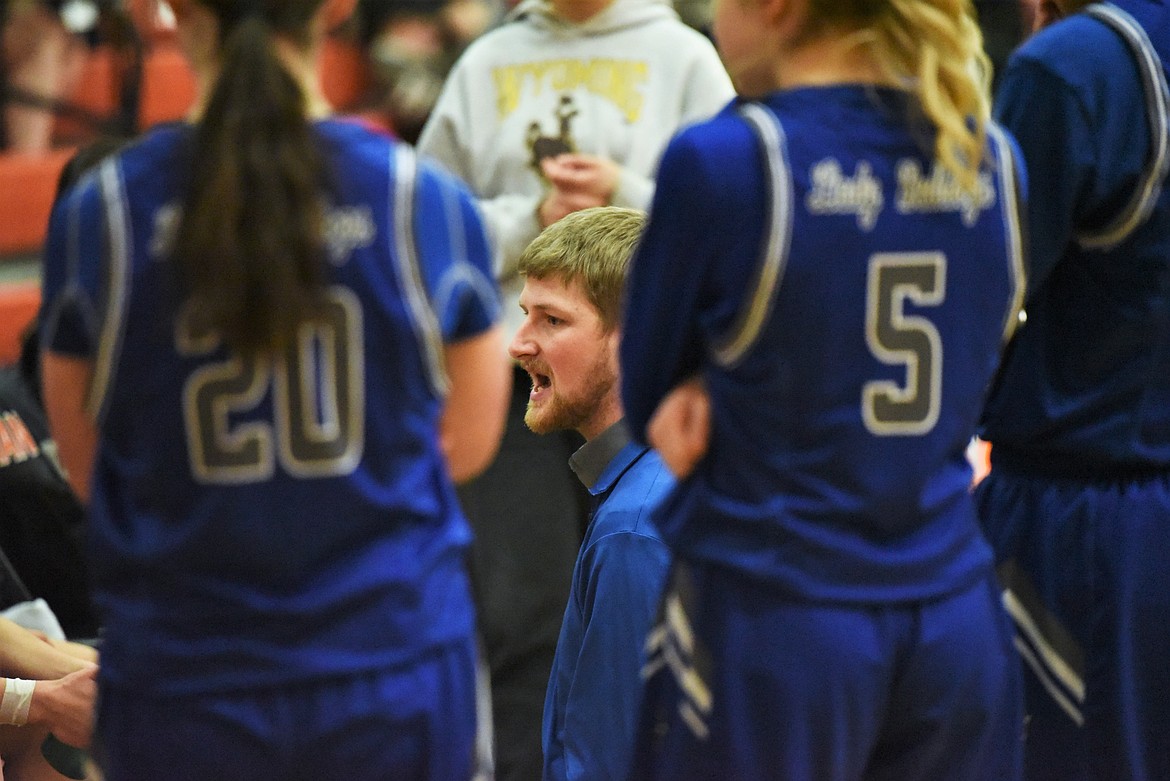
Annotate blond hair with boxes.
[518,207,646,329]
[815,0,991,195]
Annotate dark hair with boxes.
[171,0,330,355]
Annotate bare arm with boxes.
[647,376,711,480]
[0,619,95,681]
[0,618,98,749]
[440,326,510,484]
[40,352,97,504]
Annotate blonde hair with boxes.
[518,207,646,329]
[815,0,992,195]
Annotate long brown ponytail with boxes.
[171,0,329,355]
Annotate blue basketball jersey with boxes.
[621,87,1026,602]
[975,5,1170,779]
[981,1,1170,474]
[40,118,500,695]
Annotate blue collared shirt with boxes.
[542,419,674,781]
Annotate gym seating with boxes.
[0,282,40,366]
[0,148,73,257]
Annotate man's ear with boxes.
[758,0,798,29]
[606,325,623,361]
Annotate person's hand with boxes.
[537,187,607,227]
[541,154,620,204]
[647,376,711,479]
[27,664,98,749]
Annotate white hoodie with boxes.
[417,0,735,339]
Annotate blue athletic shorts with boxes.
[630,559,1023,781]
[95,637,478,781]
[976,466,1170,781]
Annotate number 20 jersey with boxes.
[39,119,500,694]
[620,88,1026,603]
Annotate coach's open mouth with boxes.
[527,369,551,400]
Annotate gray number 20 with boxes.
[178,286,365,483]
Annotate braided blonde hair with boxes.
[815,0,992,195]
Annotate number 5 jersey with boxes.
[620,88,1026,603]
